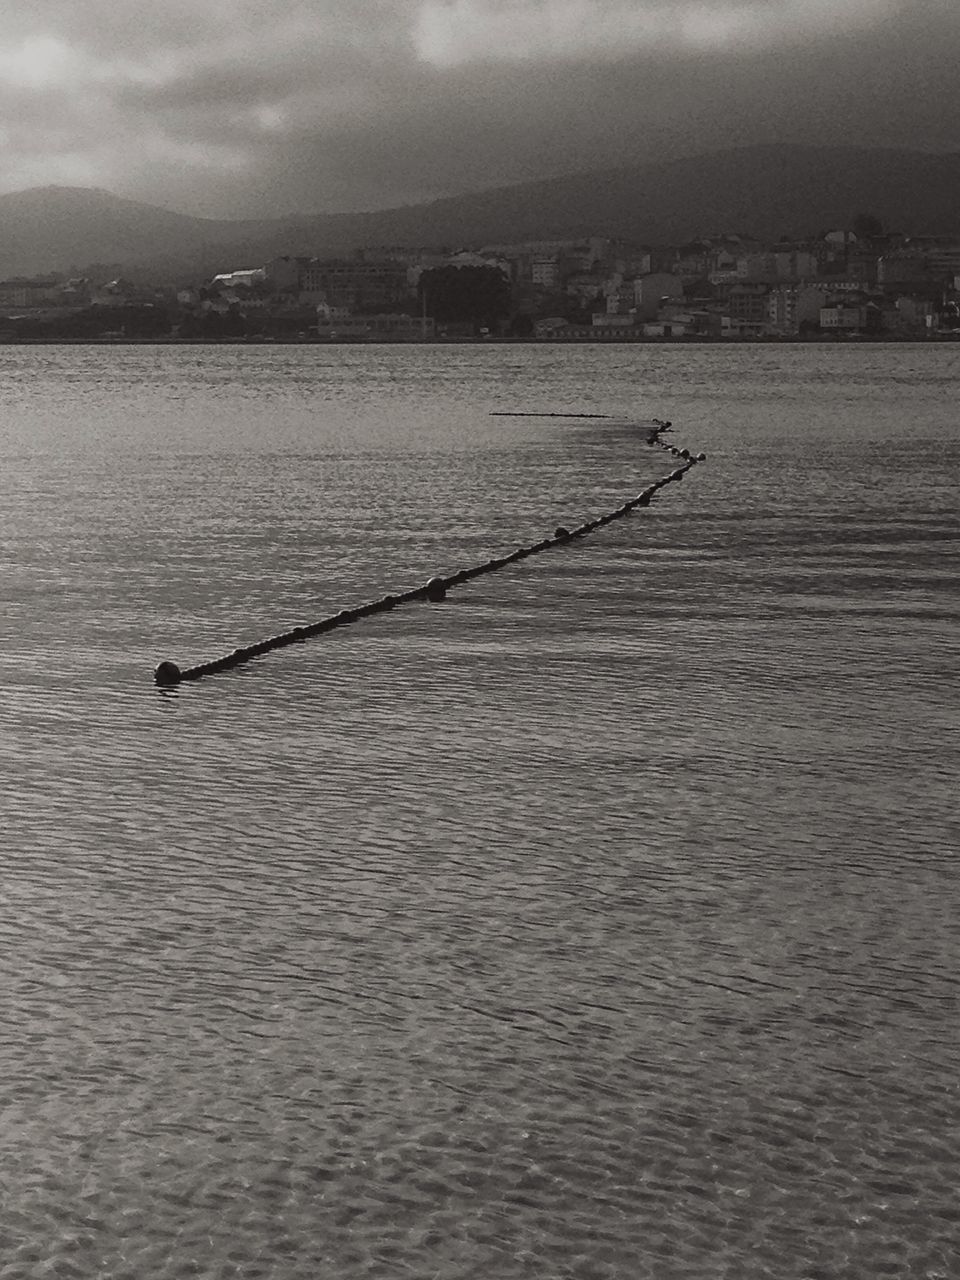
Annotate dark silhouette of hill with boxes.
[0,186,235,277]
[2,145,958,278]
[0,185,303,281]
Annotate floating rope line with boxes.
[489,411,615,418]
[153,418,706,686]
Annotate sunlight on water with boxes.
[1,343,958,1278]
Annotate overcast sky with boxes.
[1,0,957,218]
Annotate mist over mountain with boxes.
[2,145,958,280]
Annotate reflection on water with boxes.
[1,344,958,1277]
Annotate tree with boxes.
[853,212,884,241]
[417,266,512,331]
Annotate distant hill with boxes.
[2,145,959,279]
[0,186,262,279]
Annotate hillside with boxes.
[0,186,243,278]
[2,145,958,279]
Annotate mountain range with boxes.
[2,145,958,280]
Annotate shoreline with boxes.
[1,333,958,346]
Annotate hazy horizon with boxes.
[2,1,958,220]
[3,139,956,227]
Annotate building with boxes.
[533,317,569,339]
[924,241,960,280]
[877,252,931,287]
[299,259,409,312]
[592,312,638,331]
[642,313,696,338]
[91,279,166,307]
[0,277,64,309]
[531,257,561,290]
[604,275,636,315]
[766,284,826,334]
[210,268,266,290]
[314,306,434,341]
[819,296,885,334]
[892,294,937,335]
[736,250,819,283]
[564,272,605,307]
[367,313,435,341]
[585,316,643,339]
[727,284,770,332]
[820,301,863,332]
[671,243,712,278]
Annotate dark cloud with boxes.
[0,0,957,215]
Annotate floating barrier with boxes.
[153,417,704,686]
[489,411,614,419]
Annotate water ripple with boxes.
[1,343,958,1277]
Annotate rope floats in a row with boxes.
[153,418,706,686]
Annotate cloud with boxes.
[0,0,957,217]
[0,1,411,209]
[413,0,898,66]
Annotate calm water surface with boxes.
[1,344,958,1279]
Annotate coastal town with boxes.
[2,218,959,342]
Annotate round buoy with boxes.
[154,660,182,686]
[425,576,447,602]
[554,526,570,539]
[697,452,707,461]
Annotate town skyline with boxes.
[4,213,959,344]
[4,143,960,284]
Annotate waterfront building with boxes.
[819,295,885,334]
[766,284,825,334]
[314,311,434,341]
[299,259,409,311]
[726,283,770,332]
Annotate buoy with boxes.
[149,418,708,683]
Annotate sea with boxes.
[1,342,958,1279]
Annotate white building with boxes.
[210,269,266,290]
